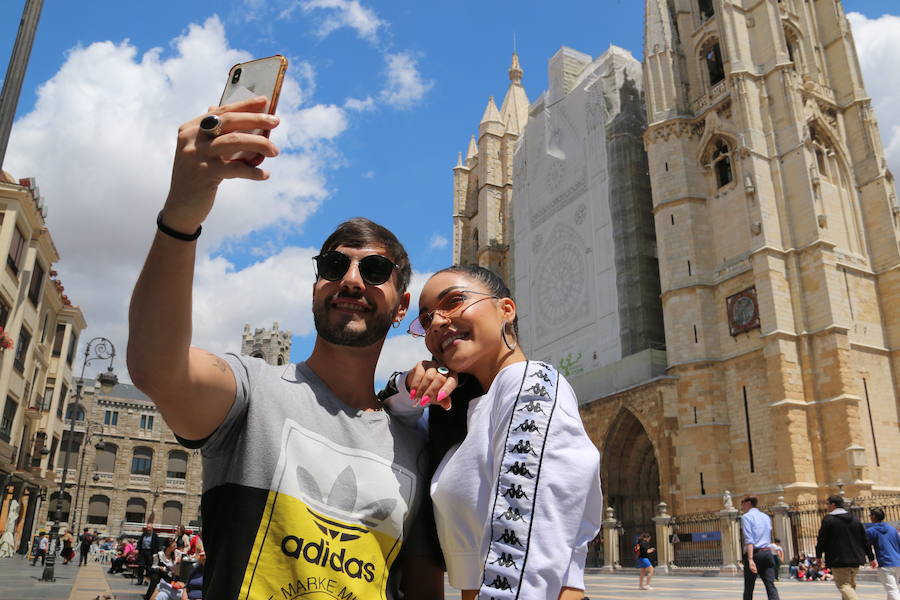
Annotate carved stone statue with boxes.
[0,499,19,558]
[723,490,734,510]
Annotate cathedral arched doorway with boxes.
[602,408,660,567]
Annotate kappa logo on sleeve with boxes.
[238,421,416,600]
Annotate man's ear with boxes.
[394,291,411,322]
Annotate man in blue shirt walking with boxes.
[741,495,780,600]
[867,507,900,600]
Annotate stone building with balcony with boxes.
[0,172,86,554]
[52,380,204,537]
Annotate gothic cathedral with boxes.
[454,0,900,521]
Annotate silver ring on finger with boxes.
[436,366,450,376]
[199,114,223,138]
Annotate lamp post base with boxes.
[39,520,60,582]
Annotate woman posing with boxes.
[390,265,602,600]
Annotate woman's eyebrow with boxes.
[418,286,466,314]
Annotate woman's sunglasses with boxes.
[312,250,399,286]
[408,290,498,337]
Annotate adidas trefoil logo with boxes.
[296,465,396,541]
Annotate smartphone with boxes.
[218,54,288,165]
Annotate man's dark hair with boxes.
[319,217,411,294]
[742,496,758,507]
[827,494,844,508]
[870,507,885,522]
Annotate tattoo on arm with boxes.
[206,352,228,373]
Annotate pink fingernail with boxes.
[420,395,430,406]
[437,390,447,403]
[409,389,417,401]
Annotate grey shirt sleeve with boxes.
[196,353,254,456]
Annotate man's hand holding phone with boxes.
[161,96,280,235]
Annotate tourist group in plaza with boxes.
[27,523,205,600]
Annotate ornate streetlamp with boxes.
[41,337,117,582]
[71,420,105,533]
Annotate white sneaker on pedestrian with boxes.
[644,586,654,590]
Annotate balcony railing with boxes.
[164,477,187,492]
[128,474,151,488]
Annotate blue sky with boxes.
[1,1,898,383]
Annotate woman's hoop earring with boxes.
[501,320,517,351]
[392,320,400,329]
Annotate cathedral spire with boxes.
[508,52,523,84]
[500,52,530,136]
[480,96,503,126]
[466,135,478,162]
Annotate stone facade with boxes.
[511,45,666,398]
[241,322,291,366]
[453,0,900,541]
[0,172,86,553]
[453,54,530,283]
[640,0,900,511]
[50,380,204,538]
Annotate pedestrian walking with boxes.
[741,495,780,600]
[770,537,785,580]
[815,494,873,600]
[636,532,656,590]
[60,531,75,564]
[31,532,48,566]
[78,527,94,566]
[866,506,900,600]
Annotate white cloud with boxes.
[361,170,375,179]
[380,52,433,109]
[299,0,384,44]
[344,96,375,112]
[193,247,318,355]
[372,268,435,386]
[374,334,428,385]
[428,234,448,250]
[847,12,900,178]
[5,16,348,373]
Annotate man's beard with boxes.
[313,293,394,348]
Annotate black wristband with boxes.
[376,371,403,403]
[157,211,201,241]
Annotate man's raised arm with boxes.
[127,97,280,441]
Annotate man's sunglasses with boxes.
[312,250,399,286]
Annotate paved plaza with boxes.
[0,556,890,600]
[579,572,886,600]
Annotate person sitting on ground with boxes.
[788,555,800,579]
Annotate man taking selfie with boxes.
[128,97,441,600]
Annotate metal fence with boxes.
[788,495,900,559]
[672,511,723,567]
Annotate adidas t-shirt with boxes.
[190,354,427,600]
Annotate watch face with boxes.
[727,287,760,336]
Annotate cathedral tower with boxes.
[453,54,530,282]
[241,322,292,366]
[643,0,900,506]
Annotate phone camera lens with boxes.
[231,68,242,84]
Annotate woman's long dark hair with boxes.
[424,265,518,566]
[426,264,518,471]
